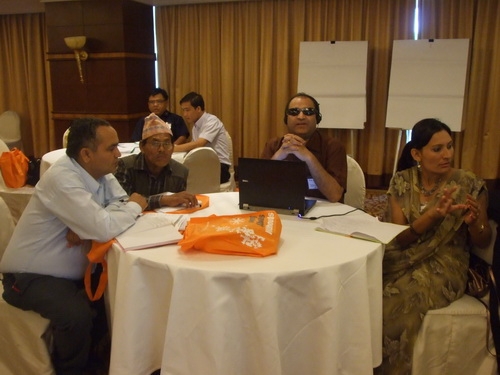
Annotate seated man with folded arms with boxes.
[131,87,190,145]
[173,91,232,183]
[0,118,148,375]
[115,113,198,209]
[261,92,347,203]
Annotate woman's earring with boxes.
[417,161,421,171]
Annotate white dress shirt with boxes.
[193,112,231,166]
[0,154,142,279]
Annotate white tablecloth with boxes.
[106,192,383,375]
[0,184,35,224]
[39,144,186,177]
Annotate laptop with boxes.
[238,158,316,216]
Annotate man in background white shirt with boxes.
[174,91,231,183]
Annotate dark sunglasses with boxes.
[286,107,316,116]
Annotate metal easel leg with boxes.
[393,129,403,175]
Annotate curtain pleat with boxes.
[0,13,51,157]
[1,2,498,187]
[420,0,500,183]
[156,0,418,187]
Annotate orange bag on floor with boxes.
[179,210,282,257]
[0,148,29,188]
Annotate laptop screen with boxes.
[238,158,316,216]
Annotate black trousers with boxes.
[2,272,107,375]
[221,163,230,184]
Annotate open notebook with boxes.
[115,213,183,251]
[238,157,316,216]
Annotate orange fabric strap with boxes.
[84,239,115,301]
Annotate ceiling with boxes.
[0,0,249,15]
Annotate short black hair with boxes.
[149,88,169,101]
[180,91,205,111]
[66,118,111,159]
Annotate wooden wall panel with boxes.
[45,0,155,147]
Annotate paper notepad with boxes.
[116,213,183,251]
[316,213,408,244]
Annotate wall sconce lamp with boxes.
[64,36,88,84]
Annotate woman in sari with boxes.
[380,118,492,374]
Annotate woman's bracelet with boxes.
[409,223,421,236]
[468,222,485,234]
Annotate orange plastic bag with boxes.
[84,239,115,301]
[179,210,282,257]
[0,148,29,188]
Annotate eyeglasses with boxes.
[148,140,173,149]
[148,100,166,105]
[286,107,316,116]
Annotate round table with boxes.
[106,192,384,375]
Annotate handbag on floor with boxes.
[466,253,490,299]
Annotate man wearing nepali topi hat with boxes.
[115,113,198,209]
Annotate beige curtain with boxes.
[420,0,500,185]
[3,2,497,186]
[0,13,51,157]
[156,0,416,188]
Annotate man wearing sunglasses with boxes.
[116,113,198,209]
[261,92,347,203]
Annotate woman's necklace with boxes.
[419,176,442,197]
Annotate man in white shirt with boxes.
[174,92,231,183]
[0,118,147,375]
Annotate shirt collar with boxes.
[194,111,208,128]
[69,156,103,194]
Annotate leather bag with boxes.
[466,253,491,299]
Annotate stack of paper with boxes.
[316,212,408,244]
[116,213,183,251]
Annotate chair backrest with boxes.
[0,196,15,260]
[0,138,9,153]
[220,131,236,192]
[62,128,70,148]
[0,110,22,149]
[344,155,366,209]
[0,138,9,187]
[183,147,221,194]
[225,131,235,174]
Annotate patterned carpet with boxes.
[364,189,388,219]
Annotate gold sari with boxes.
[380,167,486,374]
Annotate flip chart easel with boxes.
[297,41,368,157]
[385,38,470,174]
